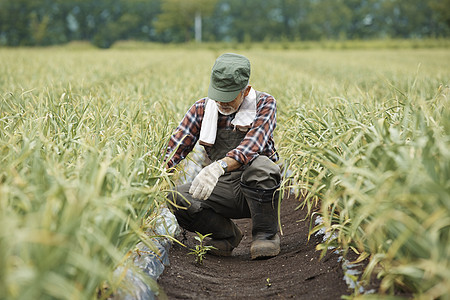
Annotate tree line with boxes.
[0,0,449,48]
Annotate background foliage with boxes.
[0,0,449,47]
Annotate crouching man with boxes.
[165,53,281,260]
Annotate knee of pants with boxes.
[166,189,178,211]
[166,185,202,215]
[241,156,281,189]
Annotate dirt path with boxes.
[157,195,351,299]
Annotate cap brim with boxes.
[208,84,241,103]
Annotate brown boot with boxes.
[250,233,280,259]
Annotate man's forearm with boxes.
[221,156,242,172]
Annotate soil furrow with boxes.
[158,195,351,299]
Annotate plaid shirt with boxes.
[165,91,278,168]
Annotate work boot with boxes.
[207,225,243,257]
[250,233,280,259]
[241,183,281,260]
[176,208,243,257]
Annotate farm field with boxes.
[1,45,449,299]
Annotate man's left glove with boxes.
[189,161,225,200]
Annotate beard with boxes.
[217,105,238,115]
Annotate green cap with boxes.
[208,53,251,103]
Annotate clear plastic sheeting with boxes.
[314,216,375,295]
[339,257,376,295]
[314,216,339,249]
[112,207,180,300]
[112,267,154,300]
[111,144,202,299]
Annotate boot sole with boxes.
[250,234,281,260]
[250,246,280,260]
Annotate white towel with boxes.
[199,87,257,146]
[198,100,219,146]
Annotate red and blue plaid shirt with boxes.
[165,91,278,168]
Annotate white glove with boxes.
[189,161,225,200]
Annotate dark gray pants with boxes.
[167,156,281,232]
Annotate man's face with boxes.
[215,87,248,115]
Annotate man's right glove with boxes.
[189,161,225,200]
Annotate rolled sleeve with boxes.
[165,99,205,168]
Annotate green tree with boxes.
[0,0,449,46]
[203,0,277,42]
[304,0,352,40]
[154,0,216,42]
[277,0,304,40]
[0,0,33,46]
[377,0,444,38]
[429,0,450,36]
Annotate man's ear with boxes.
[244,85,251,97]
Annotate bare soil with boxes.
[157,195,355,299]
